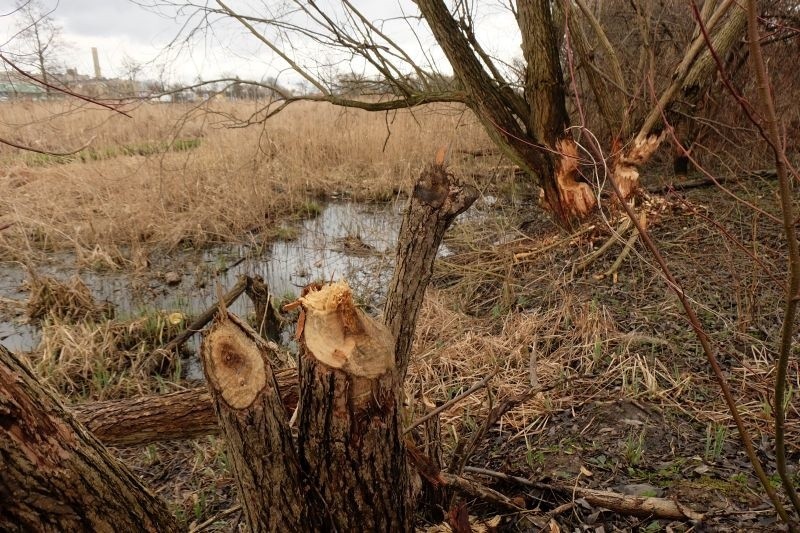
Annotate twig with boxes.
[596,212,645,280]
[188,505,242,532]
[745,0,800,519]
[451,388,539,477]
[162,276,249,353]
[515,224,596,262]
[438,471,523,512]
[0,135,96,156]
[573,219,631,274]
[404,370,497,434]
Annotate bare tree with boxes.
[9,0,63,95]
[138,0,748,227]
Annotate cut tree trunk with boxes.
[0,344,180,532]
[384,149,478,377]
[296,282,413,530]
[200,282,414,532]
[70,367,298,447]
[201,311,304,531]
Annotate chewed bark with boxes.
[612,133,665,198]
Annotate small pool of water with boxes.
[0,194,495,359]
[0,200,412,353]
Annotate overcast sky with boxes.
[1,0,521,87]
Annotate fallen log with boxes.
[70,368,298,447]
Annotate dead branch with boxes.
[462,467,703,521]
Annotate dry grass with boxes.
[0,100,492,263]
[22,273,193,400]
[25,273,112,322]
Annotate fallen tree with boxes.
[70,368,298,447]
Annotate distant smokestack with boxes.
[91,47,101,79]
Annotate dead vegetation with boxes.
[0,101,492,264]
[1,101,798,529]
[6,174,795,530]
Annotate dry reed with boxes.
[0,100,492,263]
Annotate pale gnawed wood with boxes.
[0,344,179,532]
[200,312,303,531]
[297,282,413,531]
[553,138,596,218]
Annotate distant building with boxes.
[0,81,46,100]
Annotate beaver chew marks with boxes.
[300,281,394,379]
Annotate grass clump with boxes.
[25,273,113,323]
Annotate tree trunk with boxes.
[297,282,413,530]
[70,367,298,447]
[245,275,282,342]
[416,0,589,226]
[384,150,478,377]
[0,344,180,532]
[518,0,595,223]
[201,312,304,531]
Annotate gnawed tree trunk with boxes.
[201,312,304,531]
[612,4,746,197]
[518,0,595,221]
[70,367,298,447]
[201,284,413,531]
[297,282,413,530]
[416,0,591,225]
[0,344,180,532]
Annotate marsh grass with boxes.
[0,99,493,263]
[23,274,193,400]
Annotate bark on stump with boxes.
[297,282,413,530]
[0,344,180,532]
[200,283,413,532]
[201,312,303,531]
[384,150,478,376]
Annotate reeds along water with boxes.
[0,100,492,261]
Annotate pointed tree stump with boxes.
[0,344,180,532]
[296,282,413,530]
